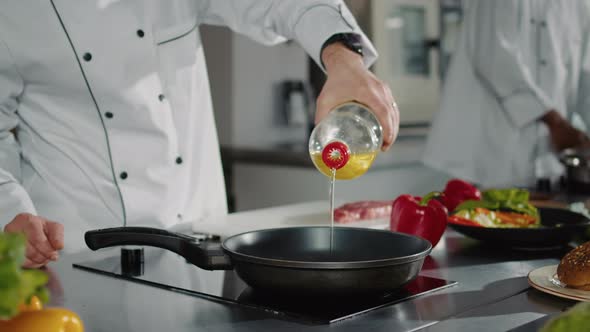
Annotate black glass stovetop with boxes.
[74,247,456,324]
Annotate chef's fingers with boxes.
[382,84,400,148]
[25,239,51,266]
[45,220,64,251]
[357,84,395,151]
[6,213,58,262]
[26,221,59,262]
[24,256,48,269]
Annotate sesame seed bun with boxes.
[557,241,590,290]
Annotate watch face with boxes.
[345,37,363,56]
[343,33,362,44]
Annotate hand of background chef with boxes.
[316,43,399,152]
[542,110,590,152]
[4,213,64,268]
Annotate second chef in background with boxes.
[424,0,590,188]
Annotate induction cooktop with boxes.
[74,246,456,324]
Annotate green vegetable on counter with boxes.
[541,302,590,332]
[454,188,539,220]
[0,232,49,320]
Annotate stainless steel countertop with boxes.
[44,229,576,332]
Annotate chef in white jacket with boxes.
[424,0,590,188]
[1,1,398,267]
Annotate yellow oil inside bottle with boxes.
[311,151,378,180]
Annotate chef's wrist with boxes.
[321,43,364,74]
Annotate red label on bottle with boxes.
[322,141,350,170]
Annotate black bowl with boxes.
[447,207,590,249]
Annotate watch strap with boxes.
[320,33,364,68]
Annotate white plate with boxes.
[528,265,590,301]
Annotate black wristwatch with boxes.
[320,33,363,67]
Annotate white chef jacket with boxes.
[0,1,377,251]
[424,0,590,187]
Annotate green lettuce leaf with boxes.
[0,232,49,319]
[541,302,590,332]
[454,199,500,211]
[454,188,539,220]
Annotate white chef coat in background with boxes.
[0,1,377,251]
[424,0,590,188]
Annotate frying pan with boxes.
[85,226,432,296]
[447,207,590,249]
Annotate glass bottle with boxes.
[308,102,383,180]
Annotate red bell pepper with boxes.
[441,179,481,213]
[390,192,448,248]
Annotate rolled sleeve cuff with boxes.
[578,98,590,133]
[293,5,378,70]
[501,92,551,128]
[0,182,36,228]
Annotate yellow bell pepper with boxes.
[18,295,43,312]
[1,298,84,332]
[0,308,84,332]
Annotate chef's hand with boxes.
[542,110,590,151]
[4,213,64,268]
[317,43,399,152]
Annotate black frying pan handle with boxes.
[85,227,233,270]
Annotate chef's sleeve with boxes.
[576,10,590,132]
[0,40,37,227]
[466,0,555,129]
[197,0,377,69]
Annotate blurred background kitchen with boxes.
[200,0,588,213]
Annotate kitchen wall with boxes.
[201,26,311,147]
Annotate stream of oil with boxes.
[329,168,336,254]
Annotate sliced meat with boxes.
[334,200,393,223]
